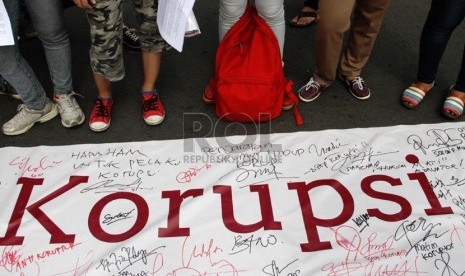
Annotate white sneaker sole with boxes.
[61,113,85,128]
[3,104,59,136]
[144,115,165,126]
[89,121,111,132]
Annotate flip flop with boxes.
[289,11,318,28]
[443,87,465,119]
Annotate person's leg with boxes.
[134,0,170,125]
[255,0,294,109]
[298,0,353,102]
[454,44,465,92]
[0,0,47,110]
[87,0,124,86]
[403,0,465,110]
[314,0,354,86]
[433,1,465,119]
[417,0,465,85]
[218,0,247,41]
[0,0,58,135]
[86,0,123,132]
[336,0,391,100]
[339,0,391,79]
[133,0,169,91]
[141,52,162,92]
[25,0,72,93]
[25,0,85,127]
[255,0,285,57]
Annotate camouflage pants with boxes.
[87,0,171,81]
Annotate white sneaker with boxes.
[2,98,58,136]
[54,92,85,128]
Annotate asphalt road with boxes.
[1,0,463,148]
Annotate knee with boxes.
[0,48,19,75]
[318,16,350,36]
[36,26,70,49]
[425,17,460,34]
[219,1,246,25]
[255,3,285,27]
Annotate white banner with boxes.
[1,122,465,275]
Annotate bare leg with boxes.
[141,51,162,92]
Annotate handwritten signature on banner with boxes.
[407,127,465,156]
[92,238,244,276]
[319,217,465,276]
[176,163,212,184]
[322,225,429,276]
[9,155,62,178]
[1,123,465,275]
[0,243,82,275]
[308,141,400,175]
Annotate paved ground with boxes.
[1,0,464,148]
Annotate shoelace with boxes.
[123,27,139,42]
[143,94,160,112]
[352,77,365,90]
[55,93,74,110]
[298,78,320,92]
[12,105,28,121]
[55,92,83,110]
[92,99,110,118]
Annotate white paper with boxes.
[0,0,14,46]
[185,11,201,38]
[157,0,196,52]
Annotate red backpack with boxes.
[211,5,303,125]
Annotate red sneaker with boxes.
[203,79,216,104]
[142,92,165,125]
[282,94,294,110]
[89,98,113,132]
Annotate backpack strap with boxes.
[285,80,304,126]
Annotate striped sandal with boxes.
[401,81,434,109]
[443,87,465,119]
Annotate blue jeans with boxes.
[417,0,465,91]
[24,0,73,93]
[0,0,72,109]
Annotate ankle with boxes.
[301,6,316,13]
[97,96,112,101]
[415,81,434,88]
[142,89,158,95]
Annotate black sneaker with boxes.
[338,73,371,100]
[122,25,141,50]
[0,80,9,94]
[0,80,20,100]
